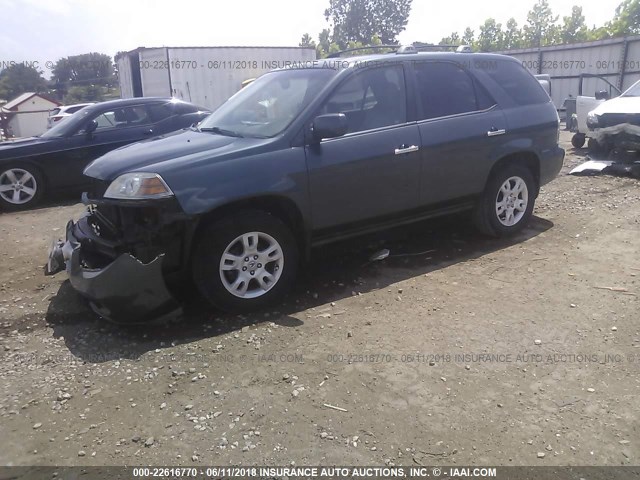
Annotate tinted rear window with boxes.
[487,61,550,105]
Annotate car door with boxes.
[304,64,422,231]
[50,105,156,188]
[412,61,507,205]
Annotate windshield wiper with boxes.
[199,126,244,138]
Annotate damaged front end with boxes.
[590,122,640,153]
[45,192,194,323]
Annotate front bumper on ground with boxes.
[45,215,181,324]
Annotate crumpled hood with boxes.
[84,129,269,181]
[591,96,640,115]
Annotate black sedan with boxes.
[0,97,210,210]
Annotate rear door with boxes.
[304,64,422,230]
[412,61,507,205]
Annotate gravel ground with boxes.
[0,130,638,467]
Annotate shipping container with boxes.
[115,46,317,111]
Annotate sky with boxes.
[0,0,625,78]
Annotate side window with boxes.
[486,61,550,105]
[147,103,174,123]
[66,105,86,114]
[414,62,483,120]
[319,66,407,134]
[91,106,151,131]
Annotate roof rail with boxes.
[412,43,458,50]
[324,43,472,58]
[326,45,399,58]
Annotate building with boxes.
[0,92,62,138]
[499,35,640,108]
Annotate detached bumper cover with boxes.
[46,216,181,323]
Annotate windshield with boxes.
[621,79,640,97]
[40,106,94,138]
[198,68,337,138]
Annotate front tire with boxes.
[474,164,536,237]
[0,164,44,211]
[192,210,299,313]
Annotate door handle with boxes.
[487,128,506,137]
[143,129,154,135]
[394,145,419,155]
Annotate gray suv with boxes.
[46,49,564,322]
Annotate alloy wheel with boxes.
[219,231,284,299]
[495,176,528,227]
[0,168,38,205]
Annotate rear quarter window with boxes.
[66,105,86,114]
[486,60,550,106]
[173,103,200,115]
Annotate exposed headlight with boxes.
[104,173,173,200]
[586,112,600,129]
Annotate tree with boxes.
[299,33,317,48]
[51,53,115,99]
[559,6,588,44]
[462,27,475,47]
[324,0,413,48]
[63,85,104,104]
[587,25,612,41]
[607,0,640,36]
[0,64,47,100]
[503,18,523,49]
[316,29,333,57]
[523,0,559,48]
[477,18,504,51]
[439,32,461,46]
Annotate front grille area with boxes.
[598,113,640,128]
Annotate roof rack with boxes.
[326,43,472,58]
[326,45,399,58]
[412,43,458,50]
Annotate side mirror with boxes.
[595,90,610,101]
[85,120,98,135]
[312,113,348,141]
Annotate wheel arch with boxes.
[190,195,309,262]
[487,152,540,196]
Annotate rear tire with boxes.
[0,164,44,211]
[192,210,299,313]
[571,133,585,149]
[474,164,536,237]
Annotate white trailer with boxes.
[115,46,317,110]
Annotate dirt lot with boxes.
[0,130,638,467]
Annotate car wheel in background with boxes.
[571,133,586,149]
[0,164,44,211]
[474,164,536,237]
[192,210,299,313]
